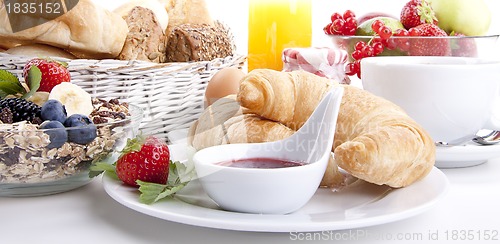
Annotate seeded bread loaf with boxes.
[118,6,167,63]
[165,23,234,62]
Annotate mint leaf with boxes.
[0,70,25,98]
[137,181,188,204]
[21,66,41,99]
[137,160,194,204]
[89,161,117,178]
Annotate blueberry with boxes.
[40,121,68,149]
[41,100,67,123]
[64,114,97,145]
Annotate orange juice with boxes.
[248,0,312,71]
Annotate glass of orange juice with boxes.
[248,0,312,71]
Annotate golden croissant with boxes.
[238,69,435,188]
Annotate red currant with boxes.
[379,26,393,40]
[332,19,345,34]
[331,13,343,23]
[386,38,398,50]
[394,29,409,37]
[371,20,385,34]
[362,46,374,58]
[343,26,357,35]
[343,10,356,20]
[372,42,385,56]
[344,17,357,30]
[409,28,421,36]
[354,60,361,79]
[345,62,357,76]
[323,23,333,35]
[351,50,363,60]
[354,41,367,51]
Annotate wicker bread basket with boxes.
[0,53,246,140]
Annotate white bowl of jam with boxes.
[193,87,344,214]
[193,143,330,214]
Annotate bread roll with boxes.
[0,0,128,59]
[6,44,76,59]
[118,7,166,63]
[165,23,234,62]
[160,0,213,35]
[113,0,169,32]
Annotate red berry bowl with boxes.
[0,102,143,197]
[329,35,500,77]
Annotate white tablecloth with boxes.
[1,158,499,244]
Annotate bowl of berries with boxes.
[324,0,499,78]
[0,58,143,197]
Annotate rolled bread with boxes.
[0,0,128,59]
[6,44,76,59]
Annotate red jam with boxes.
[218,158,305,169]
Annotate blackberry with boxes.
[0,98,41,123]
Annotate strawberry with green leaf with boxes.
[400,0,438,30]
[22,58,70,93]
[90,135,194,204]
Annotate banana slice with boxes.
[49,83,93,116]
[27,92,50,107]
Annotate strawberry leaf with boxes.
[0,70,26,98]
[21,66,41,99]
[120,136,145,155]
[89,161,117,178]
[137,160,194,204]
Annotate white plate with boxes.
[436,142,500,168]
[102,144,449,232]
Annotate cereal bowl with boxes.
[0,102,142,197]
[330,35,499,61]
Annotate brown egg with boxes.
[205,67,245,107]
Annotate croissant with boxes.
[188,95,345,188]
[238,69,435,188]
[188,95,295,149]
[237,69,335,131]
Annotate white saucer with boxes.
[435,142,500,168]
[102,144,449,232]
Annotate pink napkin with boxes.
[282,47,349,84]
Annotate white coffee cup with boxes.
[361,56,500,145]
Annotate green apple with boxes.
[430,0,491,36]
[355,17,404,36]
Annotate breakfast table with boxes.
[2,1,500,243]
[1,158,499,244]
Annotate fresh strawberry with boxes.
[22,58,70,93]
[450,33,478,57]
[400,0,438,30]
[115,136,170,187]
[408,24,450,56]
